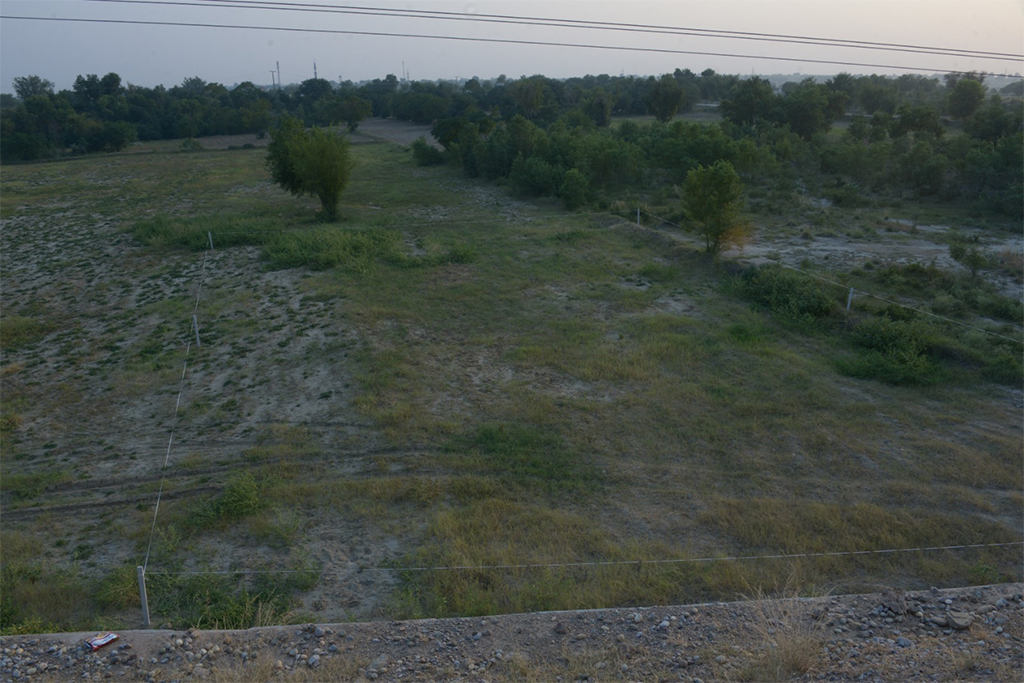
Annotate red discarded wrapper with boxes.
[86,632,119,651]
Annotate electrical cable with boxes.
[2,14,1015,76]
[82,0,1024,62]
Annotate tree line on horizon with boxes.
[2,68,1021,217]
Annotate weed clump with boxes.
[187,472,264,531]
[148,566,318,629]
[0,316,53,351]
[445,424,600,495]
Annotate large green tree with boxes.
[720,77,776,127]
[947,78,986,122]
[682,160,746,254]
[12,75,54,101]
[644,74,685,123]
[266,116,353,221]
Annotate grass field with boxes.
[1,129,1021,633]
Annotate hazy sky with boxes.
[2,0,1022,92]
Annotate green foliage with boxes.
[682,160,747,253]
[559,168,589,210]
[645,74,685,123]
[266,116,353,220]
[187,472,265,531]
[262,227,400,271]
[410,136,445,165]
[838,316,943,385]
[13,75,54,100]
[947,232,989,280]
[264,115,305,194]
[133,213,281,250]
[509,153,563,197]
[739,265,840,321]
[148,567,317,629]
[721,77,776,127]
[948,78,986,121]
[0,532,92,634]
[0,469,72,501]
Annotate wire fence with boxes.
[125,209,1021,621]
[142,541,1024,576]
[142,243,211,572]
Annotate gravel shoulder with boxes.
[3,583,1021,682]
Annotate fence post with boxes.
[192,315,201,348]
[137,566,151,628]
[636,208,640,226]
[208,231,214,250]
[846,287,855,314]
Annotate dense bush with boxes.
[838,316,943,385]
[411,136,445,165]
[739,265,841,321]
[559,168,590,210]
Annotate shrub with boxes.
[509,153,563,197]
[559,168,589,210]
[837,316,943,385]
[411,136,445,166]
[739,266,840,321]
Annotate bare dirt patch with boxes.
[356,118,439,148]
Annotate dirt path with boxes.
[3,583,1020,682]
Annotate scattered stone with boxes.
[947,612,973,630]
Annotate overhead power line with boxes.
[84,0,1024,62]
[1,14,1012,76]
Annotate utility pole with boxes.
[270,71,276,89]
[277,61,281,90]
[314,60,317,80]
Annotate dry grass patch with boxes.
[734,585,825,681]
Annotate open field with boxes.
[1,120,1022,634]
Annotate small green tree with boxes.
[559,168,589,210]
[948,232,989,280]
[266,116,353,221]
[682,160,747,254]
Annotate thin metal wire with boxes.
[142,541,1023,575]
[86,1,1023,60]
[2,14,1010,76]
[142,248,210,572]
